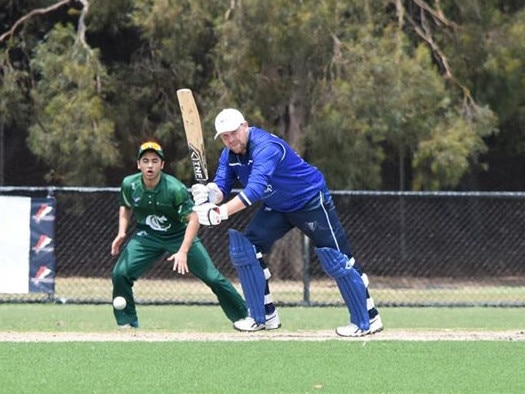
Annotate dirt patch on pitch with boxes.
[1,330,524,342]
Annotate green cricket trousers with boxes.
[112,230,247,327]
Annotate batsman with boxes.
[192,109,383,336]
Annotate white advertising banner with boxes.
[0,196,31,293]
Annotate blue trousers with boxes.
[244,188,362,274]
[244,187,379,322]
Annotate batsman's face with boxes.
[137,151,164,182]
[219,123,249,155]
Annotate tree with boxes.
[113,0,224,180]
[0,0,522,191]
[212,0,497,190]
[402,0,523,188]
[0,0,73,185]
[1,0,119,185]
[28,23,118,185]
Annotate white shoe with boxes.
[233,317,265,331]
[264,311,281,330]
[335,323,370,337]
[369,315,384,334]
[335,315,383,337]
[233,311,282,332]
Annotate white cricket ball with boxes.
[113,296,127,310]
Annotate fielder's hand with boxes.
[191,183,223,205]
[167,251,189,275]
[193,202,228,226]
[111,233,126,256]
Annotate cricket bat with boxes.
[176,88,209,183]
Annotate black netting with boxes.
[1,188,524,306]
[332,193,525,278]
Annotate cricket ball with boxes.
[113,296,127,310]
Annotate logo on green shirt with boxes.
[145,215,171,232]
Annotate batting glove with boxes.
[191,183,223,205]
[206,182,223,204]
[191,184,209,205]
[193,203,228,226]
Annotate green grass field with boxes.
[3,277,524,306]
[1,305,524,393]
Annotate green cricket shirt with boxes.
[120,172,194,238]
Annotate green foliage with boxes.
[131,0,219,87]
[0,53,32,127]
[1,0,523,189]
[88,0,136,34]
[212,1,499,189]
[307,23,490,189]
[27,24,117,185]
[481,9,525,153]
[101,0,226,181]
[433,1,524,156]
[413,110,490,189]
[212,0,342,147]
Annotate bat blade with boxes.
[176,88,209,183]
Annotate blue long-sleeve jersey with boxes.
[214,127,326,212]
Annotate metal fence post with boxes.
[302,235,311,305]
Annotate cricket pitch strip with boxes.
[1,330,524,342]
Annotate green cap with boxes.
[137,141,164,160]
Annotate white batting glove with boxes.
[191,183,223,205]
[191,184,209,205]
[193,203,228,226]
[206,182,223,205]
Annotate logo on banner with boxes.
[32,235,54,254]
[32,203,55,223]
[31,266,54,284]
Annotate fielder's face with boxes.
[218,122,249,155]
[137,151,164,183]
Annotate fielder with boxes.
[110,141,248,328]
[192,109,383,336]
